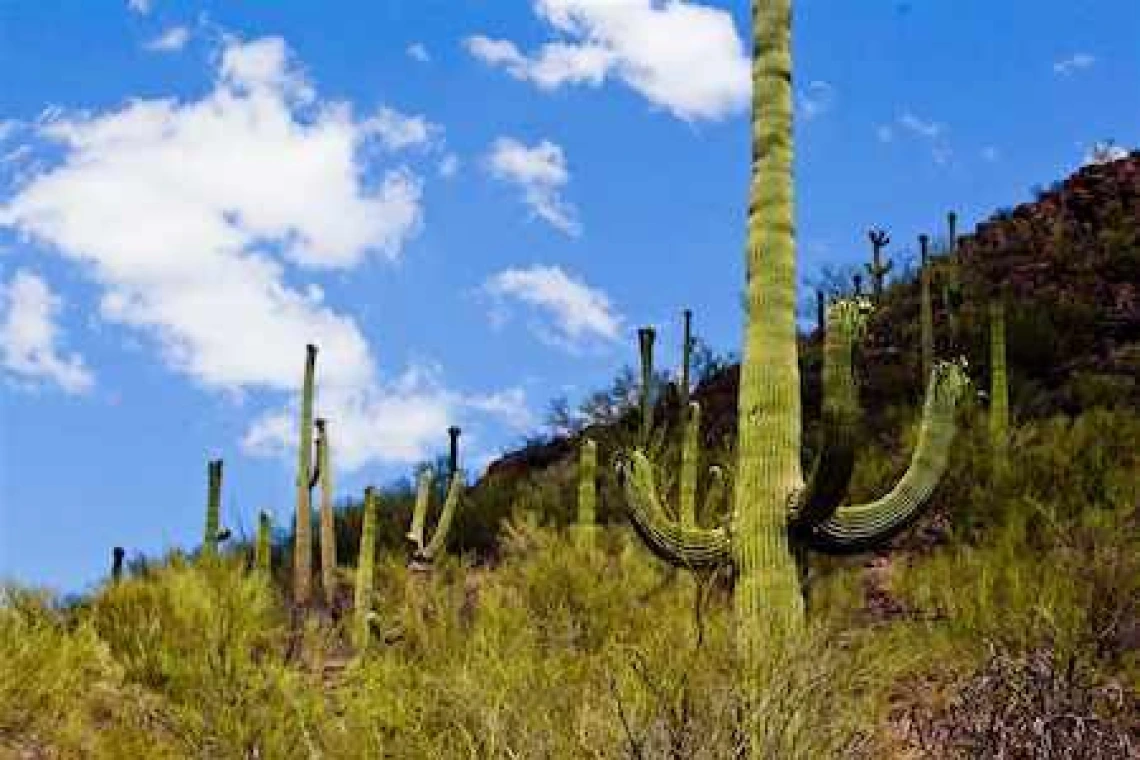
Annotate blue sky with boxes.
[0,0,1136,596]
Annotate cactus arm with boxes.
[790,298,869,532]
[802,359,970,554]
[419,472,463,562]
[353,486,378,650]
[679,401,701,527]
[406,469,432,551]
[618,451,730,569]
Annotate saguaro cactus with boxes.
[111,546,125,583]
[293,344,317,606]
[407,428,464,565]
[679,308,693,412]
[637,327,655,448]
[919,234,934,385]
[577,437,598,548]
[852,272,864,297]
[315,418,337,608]
[354,486,378,650]
[614,2,969,745]
[865,228,892,297]
[203,459,223,558]
[255,511,272,577]
[989,299,1009,479]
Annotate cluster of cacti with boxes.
[406,426,464,565]
[613,2,970,747]
[865,228,893,297]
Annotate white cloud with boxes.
[487,137,580,235]
[0,34,523,470]
[438,153,460,178]
[467,0,749,122]
[482,264,622,351]
[796,80,835,120]
[1053,53,1096,76]
[0,269,94,394]
[360,106,440,150]
[144,26,190,53]
[898,111,943,139]
[127,0,151,14]
[407,42,430,63]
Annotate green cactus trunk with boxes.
[919,235,934,387]
[255,511,272,577]
[989,299,1009,480]
[577,438,598,548]
[679,402,701,527]
[354,486,378,650]
[111,546,125,583]
[294,344,317,607]
[732,0,805,657]
[316,419,337,608]
[203,459,222,558]
[680,309,692,412]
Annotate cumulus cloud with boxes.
[466,0,749,122]
[482,264,622,351]
[487,137,579,235]
[0,269,94,394]
[144,26,190,53]
[360,106,440,151]
[1053,53,1095,75]
[0,34,519,469]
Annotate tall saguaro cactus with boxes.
[637,327,656,448]
[255,511,272,577]
[315,418,337,608]
[865,228,892,297]
[919,234,934,385]
[203,459,223,558]
[679,309,693,412]
[354,486,378,650]
[111,546,125,583]
[294,344,317,606]
[577,437,598,548]
[614,2,969,745]
[989,299,1009,479]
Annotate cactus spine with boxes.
[637,327,655,448]
[111,546,125,583]
[577,437,598,548]
[615,2,969,740]
[293,344,317,606]
[256,511,272,577]
[315,418,337,608]
[353,486,378,650]
[989,298,1009,479]
[865,228,892,297]
[203,459,222,558]
[919,234,934,385]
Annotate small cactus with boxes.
[919,234,934,385]
[637,327,656,448]
[353,486,378,650]
[255,511,272,576]
[407,428,465,565]
[203,459,223,558]
[679,308,693,412]
[577,438,598,548]
[865,228,893,297]
[111,546,125,583]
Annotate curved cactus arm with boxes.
[419,471,463,562]
[803,359,970,554]
[618,451,731,569]
[790,298,870,533]
[406,469,432,551]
